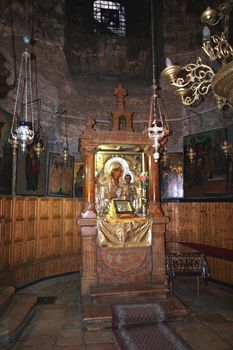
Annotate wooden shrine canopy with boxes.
[79,84,167,219]
[78,85,169,295]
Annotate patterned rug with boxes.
[111,303,191,350]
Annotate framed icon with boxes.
[73,162,84,198]
[113,199,134,214]
[48,153,74,197]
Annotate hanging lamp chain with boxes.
[188,110,192,145]
[11,51,24,136]
[150,0,156,88]
[147,0,170,162]
[148,0,158,127]
[65,114,68,147]
[26,0,34,39]
[28,51,34,131]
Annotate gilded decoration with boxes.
[95,151,148,216]
[97,217,152,248]
[95,150,152,248]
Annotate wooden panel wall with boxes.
[162,202,233,285]
[0,197,82,287]
[1,198,232,286]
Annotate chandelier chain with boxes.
[28,52,34,130]
[150,0,156,87]
[25,51,28,120]
[147,0,170,162]
[26,0,34,37]
[11,52,24,135]
[65,113,68,146]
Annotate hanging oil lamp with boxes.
[9,48,35,152]
[33,137,44,158]
[161,146,168,166]
[61,113,69,165]
[33,103,45,158]
[147,0,170,161]
[221,139,231,157]
[187,145,196,164]
[186,111,196,164]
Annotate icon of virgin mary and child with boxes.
[96,162,137,214]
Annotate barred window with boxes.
[93,1,126,37]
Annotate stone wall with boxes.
[0,0,231,158]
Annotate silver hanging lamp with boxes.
[147,0,170,162]
[9,48,35,152]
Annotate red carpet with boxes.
[178,242,233,261]
[111,303,191,350]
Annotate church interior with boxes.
[0,0,233,349]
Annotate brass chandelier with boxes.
[161,0,233,110]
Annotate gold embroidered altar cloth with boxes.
[97,217,152,248]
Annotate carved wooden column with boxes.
[148,147,163,216]
[82,143,97,218]
[79,218,98,295]
[150,217,169,283]
[147,147,169,285]
[78,117,99,295]
[80,117,98,219]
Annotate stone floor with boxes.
[11,273,233,350]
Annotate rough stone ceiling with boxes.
[0,0,232,156]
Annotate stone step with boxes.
[90,282,169,304]
[0,287,15,315]
[0,293,38,350]
[83,296,191,330]
[83,298,112,330]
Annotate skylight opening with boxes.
[93,1,126,37]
